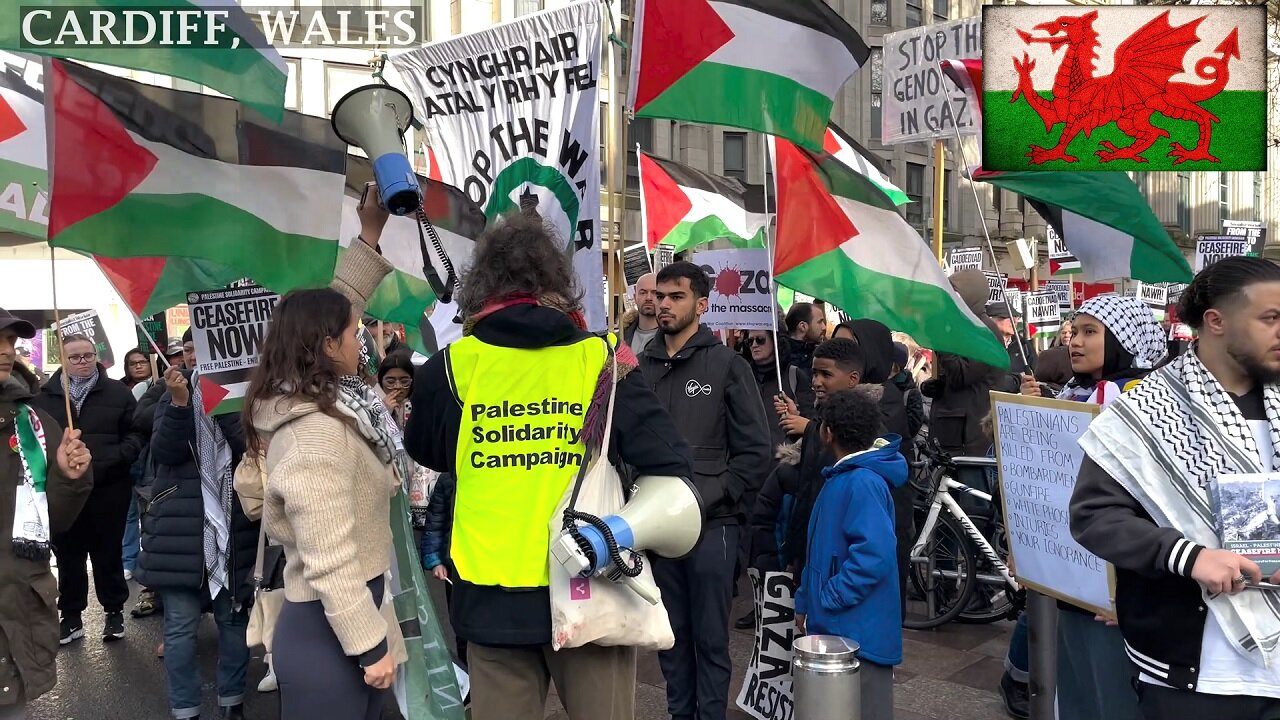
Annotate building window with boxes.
[906,163,925,226]
[906,0,923,27]
[943,169,954,228]
[1255,171,1264,222]
[871,93,882,140]
[515,0,544,15]
[626,118,653,192]
[1177,173,1191,235]
[934,0,949,21]
[871,48,883,94]
[723,132,747,181]
[1220,172,1230,223]
[1017,195,1026,215]
[871,0,888,25]
[322,0,377,31]
[993,186,1002,212]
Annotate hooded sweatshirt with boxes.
[795,435,909,666]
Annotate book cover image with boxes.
[1214,473,1280,575]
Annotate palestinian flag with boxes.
[980,172,1191,285]
[341,155,486,355]
[0,59,46,241]
[638,151,767,253]
[939,58,1192,285]
[0,1,287,120]
[825,123,909,207]
[771,137,1009,370]
[628,0,870,151]
[46,60,348,304]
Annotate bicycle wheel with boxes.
[904,512,979,630]
[957,519,1017,624]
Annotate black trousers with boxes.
[653,524,739,720]
[892,483,917,615]
[1138,682,1280,720]
[53,480,132,616]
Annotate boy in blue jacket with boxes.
[795,386,908,720]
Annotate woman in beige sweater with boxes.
[239,192,400,720]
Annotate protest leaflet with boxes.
[992,392,1114,617]
[188,285,279,415]
[735,570,797,720]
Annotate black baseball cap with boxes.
[0,309,35,339]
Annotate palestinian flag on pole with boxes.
[825,123,909,207]
[0,59,47,241]
[0,1,287,120]
[638,151,767,252]
[45,60,348,303]
[771,137,1009,370]
[341,155,486,355]
[940,58,1191,285]
[628,0,870,151]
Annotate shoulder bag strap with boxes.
[564,336,619,513]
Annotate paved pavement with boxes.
[30,578,1013,720]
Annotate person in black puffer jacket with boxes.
[135,366,258,720]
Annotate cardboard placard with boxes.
[991,392,1115,618]
[735,570,797,720]
[692,249,775,331]
[54,309,114,369]
[948,247,984,272]
[188,285,280,414]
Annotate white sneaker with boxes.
[124,569,133,582]
[258,655,278,693]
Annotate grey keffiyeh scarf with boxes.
[1081,344,1280,668]
[337,376,411,483]
[190,374,234,601]
[68,368,99,415]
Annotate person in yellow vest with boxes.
[404,212,692,720]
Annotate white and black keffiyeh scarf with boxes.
[337,376,411,482]
[1081,345,1280,668]
[67,368,99,415]
[190,374,234,600]
[1076,294,1168,370]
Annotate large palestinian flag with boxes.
[0,1,287,119]
[941,58,1192,285]
[0,60,46,241]
[771,137,1009,370]
[638,152,767,253]
[628,0,870,151]
[45,60,348,304]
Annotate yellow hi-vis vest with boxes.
[446,333,610,588]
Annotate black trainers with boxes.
[59,615,84,646]
[103,611,125,642]
[999,671,1030,720]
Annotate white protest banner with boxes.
[947,247,983,272]
[188,285,280,415]
[391,2,604,340]
[1196,235,1251,272]
[54,310,114,369]
[735,570,796,720]
[692,249,775,331]
[1137,282,1168,308]
[992,392,1114,617]
[1004,288,1024,315]
[984,271,1010,304]
[1026,291,1060,336]
[1043,280,1071,310]
[1223,219,1267,256]
[882,18,981,145]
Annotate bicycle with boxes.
[904,439,1023,630]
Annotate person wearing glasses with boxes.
[32,333,145,645]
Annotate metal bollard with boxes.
[792,635,861,720]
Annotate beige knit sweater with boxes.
[242,240,398,659]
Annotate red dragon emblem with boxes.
[1010,10,1241,165]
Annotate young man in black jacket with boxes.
[1071,257,1280,719]
[33,334,144,645]
[638,261,771,720]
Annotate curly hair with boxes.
[819,386,884,454]
[454,212,582,319]
[241,288,353,457]
[813,338,865,375]
[1179,256,1280,330]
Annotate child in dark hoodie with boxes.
[795,386,908,720]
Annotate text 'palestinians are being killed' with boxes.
[18,5,425,50]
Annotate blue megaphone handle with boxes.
[576,515,635,575]
[371,152,422,216]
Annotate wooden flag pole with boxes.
[49,250,74,431]
[604,4,625,333]
[933,139,946,265]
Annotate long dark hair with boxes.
[123,348,152,386]
[242,288,353,457]
[377,350,415,388]
[455,212,582,318]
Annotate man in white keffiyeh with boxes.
[1071,257,1280,719]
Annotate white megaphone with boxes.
[331,84,421,216]
[551,475,704,605]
